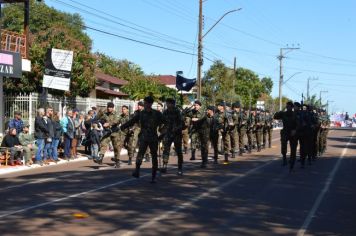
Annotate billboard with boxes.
[0,50,22,78]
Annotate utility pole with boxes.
[307,77,318,101]
[196,3,241,100]
[197,0,203,100]
[278,46,300,110]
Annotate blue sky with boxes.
[45,0,356,113]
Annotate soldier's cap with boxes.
[194,100,202,106]
[294,102,301,107]
[122,105,129,109]
[286,101,294,107]
[217,101,226,107]
[144,96,154,104]
[165,98,176,104]
[14,111,22,115]
[158,102,163,107]
[225,102,232,107]
[23,121,30,127]
[207,105,215,111]
[137,101,144,106]
[232,102,241,108]
[107,102,115,108]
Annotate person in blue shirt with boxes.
[8,111,24,136]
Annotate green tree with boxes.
[95,52,144,81]
[1,0,96,97]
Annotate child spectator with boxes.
[89,122,101,160]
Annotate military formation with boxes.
[92,96,330,182]
[274,101,330,172]
[92,96,276,182]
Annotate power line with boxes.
[285,66,356,77]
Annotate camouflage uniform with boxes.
[295,108,312,167]
[274,109,298,170]
[121,108,164,181]
[161,107,184,173]
[319,112,330,155]
[263,112,274,148]
[119,112,134,165]
[188,107,209,166]
[207,109,219,162]
[254,110,264,152]
[215,110,232,162]
[246,110,255,153]
[182,116,190,154]
[99,111,123,166]
[228,110,238,158]
[237,109,248,155]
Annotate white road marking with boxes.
[121,157,279,236]
[297,130,355,236]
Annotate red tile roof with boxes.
[155,75,176,85]
[96,72,128,86]
[95,86,128,97]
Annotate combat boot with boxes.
[257,145,261,152]
[94,154,104,165]
[282,155,287,166]
[247,146,252,153]
[132,164,141,178]
[114,159,120,168]
[268,143,272,148]
[190,149,196,160]
[160,163,167,174]
[224,154,229,164]
[239,148,244,156]
[127,157,132,165]
[151,168,157,183]
[231,151,236,158]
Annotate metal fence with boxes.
[4,93,136,133]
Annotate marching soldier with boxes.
[254,108,264,152]
[263,110,273,148]
[295,102,310,168]
[119,105,134,165]
[181,109,191,154]
[206,106,219,164]
[160,98,184,175]
[215,102,233,163]
[120,96,164,183]
[95,102,123,167]
[235,103,247,156]
[246,107,254,153]
[228,103,238,158]
[319,109,330,156]
[188,100,209,168]
[274,101,298,171]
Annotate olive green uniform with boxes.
[263,113,273,148]
[237,110,248,155]
[119,113,135,164]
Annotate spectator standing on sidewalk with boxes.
[51,111,62,163]
[71,108,81,159]
[43,107,54,164]
[83,114,92,154]
[34,108,49,166]
[61,109,75,161]
[19,122,37,166]
[8,111,24,136]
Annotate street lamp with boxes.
[196,2,241,100]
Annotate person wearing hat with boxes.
[160,98,184,175]
[94,102,123,167]
[254,108,265,152]
[118,105,135,165]
[263,110,273,149]
[233,103,247,156]
[274,101,298,171]
[8,111,24,136]
[121,96,164,183]
[19,122,37,166]
[206,105,219,164]
[246,107,256,153]
[215,101,233,163]
[186,100,209,168]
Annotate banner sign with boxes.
[0,50,22,78]
[42,48,73,91]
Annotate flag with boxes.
[176,74,196,91]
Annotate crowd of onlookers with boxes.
[0,106,103,166]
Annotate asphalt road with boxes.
[0,129,355,236]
